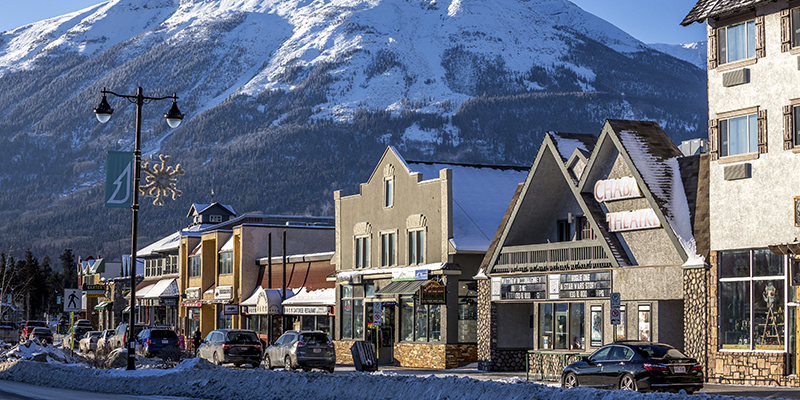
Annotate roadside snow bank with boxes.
[0,360,788,400]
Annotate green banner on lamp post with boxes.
[105,151,133,208]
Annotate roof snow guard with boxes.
[682,0,769,26]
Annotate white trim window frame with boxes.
[355,235,370,269]
[384,177,394,208]
[218,251,233,275]
[793,7,800,48]
[720,113,758,157]
[189,255,201,278]
[381,231,397,267]
[719,19,756,64]
[408,228,425,265]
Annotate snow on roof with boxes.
[190,242,202,256]
[190,203,235,216]
[282,287,335,306]
[617,129,704,265]
[682,0,767,26]
[220,235,234,252]
[407,162,527,252]
[143,278,179,299]
[137,231,181,257]
[549,132,596,161]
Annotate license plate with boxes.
[313,348,321,353]
[162,339,169,344]
[673,366,686,373]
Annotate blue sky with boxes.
[0,0,706,45]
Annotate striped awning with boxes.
[375,280,430,296]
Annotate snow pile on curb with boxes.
[0,341,76,363]
[0,360,788,400]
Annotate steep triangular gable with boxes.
[578,120,693,266]
[485,131,622,273]
[362,146,417,189]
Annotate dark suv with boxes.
[264,330,335,372]
[137,328,179,357]
[197,329,262,368]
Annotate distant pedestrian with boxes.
[193,328,202,355]
[178,329,185,350]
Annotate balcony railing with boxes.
[493,240,612,273]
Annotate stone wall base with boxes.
[527,352,586,381]
[334,341,477,369]
[708,351,797,386]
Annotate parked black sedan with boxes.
[561,341,703,394]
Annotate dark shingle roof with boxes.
[682,0,769,26]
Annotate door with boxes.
[576,346,611,387]
[788,301,798,376]
[599,345,634,388]
[378,305,395,364]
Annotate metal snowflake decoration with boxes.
[140,154,185,206]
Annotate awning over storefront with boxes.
[242,287,289,315]
[94,301,111,310]
[144,278,179,299]
[336,262,448,283]
[135,284,157,298]
[376,280,430,296]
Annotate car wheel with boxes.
[251,362,260,369]
[264,355,273,370]
[326,366,335,374]
[284,355,293,371]
[562,372,578,389]
[213,352,221,366]
[619,374,637,391]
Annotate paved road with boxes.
[0,380,193,400]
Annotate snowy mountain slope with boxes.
[0,0,706,258]
[648,41,707,69]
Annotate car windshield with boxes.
[90,331,102,337]
[633,344,687,359]
[33,328,50,333]
[226,331,259,344]
[300,333,329,344]
[149,330,178,339]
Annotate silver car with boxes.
[263,330,335,373]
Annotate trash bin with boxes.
[350,340,378,372]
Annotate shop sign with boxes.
[392,269,428,281]
[255,291,282,315]
[420,281,446,304]
[215,286,232,299]
[337,274,362,284]
[284,306,328,315]
[496,272,611,300]
[606,208,661,232]
[594,176,641,202]
[163,298,177,306]
[180,301,202,307]
[223,305,239,315]
[185,287,200,301]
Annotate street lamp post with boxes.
[93,87,183,370]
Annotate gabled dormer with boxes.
[187,202,236,226]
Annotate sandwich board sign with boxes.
[63,288,82,312]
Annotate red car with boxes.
[21,321,47,340]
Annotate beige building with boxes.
[683,0,800,385]
[332,146,527,368]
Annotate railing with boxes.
[495,241,611,273]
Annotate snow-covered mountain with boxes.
[648,41,707,69]
[0,0,707,257]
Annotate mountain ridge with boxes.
[0,0,706,258]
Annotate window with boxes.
[638,304,651,341]
[355,236,369,269]
[384,178,394,208]
[577,216,596,241]
[189,255,201,278]
[400,295,441,342]
[340,285,364,340]
[793,8,800,48]
[719,20,756,64]
[218,251,233,275]
[719,249,786,350]
[538,302,585,350]
[615,305,627,340]
[720,113,758,157]
[458,281,478,343]
[795,105,800,146]
[408,230,425,265]
[381,232,396,267]
[210,215,222,223]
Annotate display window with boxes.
[719,249,786,351]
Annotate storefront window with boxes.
[401,296,414,341]
[429,304,441,341]
[458,281,478,343]
[415,301,428,341]
[341,300,353,339]
[538,302,584,350]
[217,306,232,329]
[719,249,785,351]
[353,300,364,340]
[615,305,626,340]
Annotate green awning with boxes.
[94,301,111,310]
[376,280,429,296]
